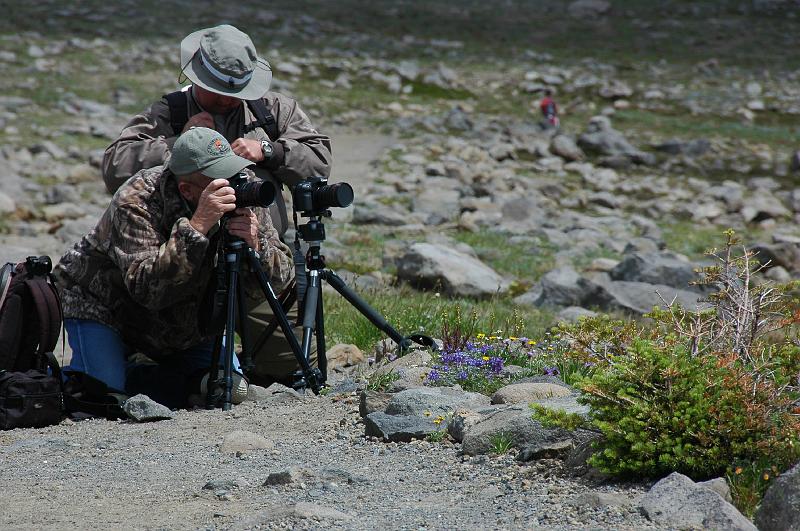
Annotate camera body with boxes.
[227,172,276,209]
[292,176,354,216]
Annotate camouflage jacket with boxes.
[55,165,294,356]
[101,89,332,236]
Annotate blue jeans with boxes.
[64,319,240,405]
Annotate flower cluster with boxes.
[426,340,505,388]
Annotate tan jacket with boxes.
[102,89,332,235]
[55,165,294,356]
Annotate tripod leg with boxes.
[315,285,327,383]
[244,248,321,393]
[321,270,410,349]
[205,335,223,409]
[221,249,241,411]
[300,270,320,370]
[236,278,253,374]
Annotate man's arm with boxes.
[108,202,211,311]
[101,100,177,194]
[263,95,332,186]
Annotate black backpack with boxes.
[0,256,64,429]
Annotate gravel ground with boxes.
[0,384,662,531]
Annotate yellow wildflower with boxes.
[423,411,431,417]
[528,340,536,345]
[476,333,486,340]
[482,356,490,361]
[763,473,770,481]
[735,467,743,475]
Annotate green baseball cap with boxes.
[169,127,252,179]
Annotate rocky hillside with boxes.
[1,1,799,529]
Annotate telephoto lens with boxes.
[229,173,276,208]
[312,182,354,210]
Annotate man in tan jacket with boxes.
[102,24,332,387]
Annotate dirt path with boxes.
[0,384,656,530]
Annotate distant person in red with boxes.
[539,88,560,129]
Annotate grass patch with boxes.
[489,432,514,455]
[451,229,556,284]
[322,286,553,353]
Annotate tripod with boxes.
[205,212,434,410]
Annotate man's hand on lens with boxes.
[231,138,264,162]
[225,208,260,251]
[189,179,236,235]
[182,112,214,133]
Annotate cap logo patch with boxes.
[207,137,230,156]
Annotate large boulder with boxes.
[740,192,791,222]
[577,116,654,165]
[460,405,570,455]
[491,382,572,404]
[523,267,609,308]
[593,280,705,315]
[610,251,701,291]
[568,0,611,18]
[550,134,585,161]
[385,386,490,417]
[639,472,756,531]
[397,242,510,298]
[755,462,800,531]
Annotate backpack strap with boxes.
[164,90,190,136]
[243,99,279,141]
[24,276,62,357]
[0,263,13,313]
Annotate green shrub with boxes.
[578,339,800,478]
[530,404,589,432]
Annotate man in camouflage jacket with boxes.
[101,24,332,386]
[56,127,293,407]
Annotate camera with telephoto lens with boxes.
[227,172,276,209]
[292,176,354,216]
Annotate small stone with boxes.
[122,394,175,422]
[220,430,274,454]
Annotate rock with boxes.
[598,81,633,100]
[791,150,800,172]
[524,267,608,308]
[461,405,569,455]
[741,193,791,222]
[263,466,365,487]
[385,386,490,417]
[569,491,633,508]
[448,407,490,442]
[0,191,15,214]
[755,462,800,531]
[654,138,711,157]
[397,242,510,298]
[491,383,572,405]
[556,306,598,323]
[517,439,574,461]
[550,134,585,161]
[364,412,438,442]
[698,478,733,504]
[389,366,432,391]
[765,265,791,282]
[577,116,653,165]
[122,394,175,422]
[639,472,756,531]
[352,204,407,226]
[610,251,700,291]
[750,241,800,271]
[595,280,705,315]
[326,344,365,371]
[359,390,393,418]
[568,0,611,18]
[564,431,603,475]
[234,503,352,527]
[247,383,302,404]
[220,430,274,454]
[372,349,432,376]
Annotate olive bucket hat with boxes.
[179,24,272,100]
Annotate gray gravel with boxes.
[0,387,662,530]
